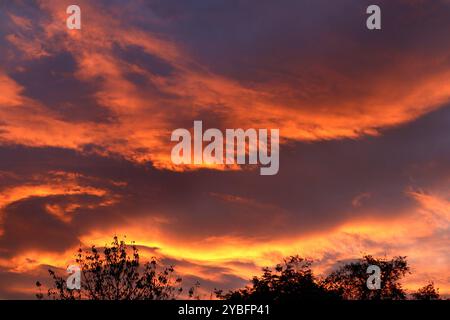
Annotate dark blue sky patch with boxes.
[10,52,114,123]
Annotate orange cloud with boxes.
[0,170,121,232]
[61,189,449,296]
[0,72,25,107]
[1,0,449,173]
[1,188,448,298]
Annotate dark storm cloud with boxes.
[146,0,450,84]
[143,105,450,240]
[0,198,78,256]
[9,52,113,123]
[1,106,447,256]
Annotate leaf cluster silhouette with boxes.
[37,236,442,300]
[323,255,409,300]
[216,255,442,301]
[215,256,338,301]
[37,236,186,300]
[411,282,440,300]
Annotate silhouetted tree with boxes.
[215,256,340,301]
[324,255,409,300]
[412,282,440,300]
[36,236,187,300]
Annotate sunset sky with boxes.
[0,0,449,299]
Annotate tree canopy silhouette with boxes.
[215,255,437,301]
[36,236,186,300]
[323,255,410,300]
[215,256,340,301]
[412,282,441,300]
[37,241,440,301]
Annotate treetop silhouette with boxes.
[36,236,442,300]
[36,236,186,300]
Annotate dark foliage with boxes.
[36,236,186,300]
[323,255,410,300]
[412,282,440,300]
[215,256,340,301]
[37,239,440,301]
